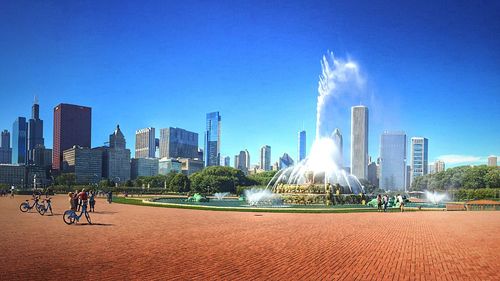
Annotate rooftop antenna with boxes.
[34,95,39,104]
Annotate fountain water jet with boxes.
[213,192,230,200]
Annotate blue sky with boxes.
[0,0,499,167]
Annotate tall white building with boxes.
[351,106,368,179]
[331,128,343,168]
[298,130,306,162]
[135,127,156,158]
[410,137,428,184]
[260,145,271,171]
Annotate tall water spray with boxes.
[267,51,366,195]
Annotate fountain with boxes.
[261,51,366,206]
[425,191,446,205]
[213,192,230,200]
[244,189,282,206]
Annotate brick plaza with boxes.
[0,195,499,280]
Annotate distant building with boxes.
[27,98,44,164]
[204,112,221,167]
[367,161,378,187]
[332,128,343,168]
[236,150,250,173]
[0,130,12,164]
[435,160,445,173]
[410,137,428,184]
[159,158,182,175]
[12,117,27,164]
[53,103,92,170]
[160,127,198,159]
[131,158,159,180]
[62,146,102,184]
[279,153,294,170]
[298,130,306,162]
[234,154,239,169]
[178,158,204,176]
[32,145,52,168]
[223,156,230,167]
[351,106,369,180]
[0,164,25,187]
[99,125,131,183]
[260,145,271,171]
[135,128,156,158]
[272,161,279,171]
[406,165,411,190]
[488,156,497,167]
[380,131,407,191]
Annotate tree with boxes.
[56,173,76,188]
[169,173,190,192]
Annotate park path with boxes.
[0,195,499,280]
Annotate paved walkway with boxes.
[0,195,499,280]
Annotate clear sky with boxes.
[0,0,499,167]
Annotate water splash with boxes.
[213,192,230,200]
[425,191,447,204]
[244,189,281,206]
[316,51,364,139]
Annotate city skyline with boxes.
[0,1,499,167]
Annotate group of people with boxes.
[376,194,405,212]
[0,187,15,198]
[68,189,96,212]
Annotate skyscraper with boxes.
[204,112,221,167]
[279,153,294,170]
[223,156,230,167]
[236,150,250,173]
[101,125,131,183]
[332,128,343,168]
[410,137,428,184]
[0,130,12,164]
[298,130,306,162]
[53,104,92,170]
[12,117,28,164]
[260,145,271,171]
[159,127,198,159]
[351,106,369,180]
[135,128,156,158]
[380,131,407,191]
[62,146,101,184]
[27,97,44,164]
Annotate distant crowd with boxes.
[376,194,405,212]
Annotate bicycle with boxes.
[38,197,53,216]
[19,196,44,214]
[63,201,92,225]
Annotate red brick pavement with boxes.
[0,195,499,280]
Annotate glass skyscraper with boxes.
[159,127,198,159]
[260,145,271,171]
[12,117,27,164]
[298,130,306,162]
[410,137,428,184]
[380,131,407,191]
[204,112,221,167]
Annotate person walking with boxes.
[377,194,382,212]
[107,191,113,204]
[398,194,405,212]
[383,194,388,212]
[89,190,96,212]
[10,186,15,198]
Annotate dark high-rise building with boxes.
[53,104,92,170]
[159,127,198,159]
[0,130,12,164]
[12,117,28,164]
[28,98,44,164]
[204,112,221,167]
[135,128,156,158]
